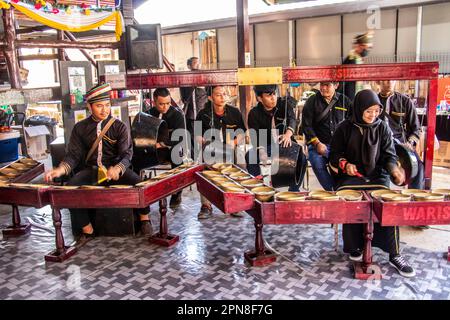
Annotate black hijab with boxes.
[351,89,383,176]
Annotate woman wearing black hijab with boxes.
[329,89,415,278]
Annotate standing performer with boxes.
[301,82,352,191]
[148,88,186,208]
[340,32,373,101]
[45,83,152,246]
[195,85,246,219]
[329,89,415,278]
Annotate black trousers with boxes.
[336,176,400,256]
[67,167,150,230]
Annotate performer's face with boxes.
[362,105,381,124]
[189,58,199,70]
[209,86,227,109]
[154,95,171,114]
[257,92,277,111]
[379,80,396,93]
[319,82,338,99]
[90,100,111,121]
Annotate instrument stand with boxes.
[2,204,31,236]
[45,208,77,262]
[244,220,276,267]
[150,198,179,247]
[447,247,450,262]
[353,215,382,280]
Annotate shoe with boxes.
[169,192,182,209]
[414,225,430,230]
[197,205,212,220]
[74,232,95,249]
[231,212,244,218]
[349,249,363,262]
[389,255,416,278]
[140,220,153,237]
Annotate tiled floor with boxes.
[1,179,449,300]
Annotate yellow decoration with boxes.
[237,67,283,86]
[84,8,91,16]
[65,7,72,15]
[0,1,11,9]
[10,3,123,40]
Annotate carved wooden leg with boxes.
[2,205,31,236]
[447,247,450,262]
[354,214,382,280]
[45,208,77,262]
[150,197,179,247]
[244,213,276,267]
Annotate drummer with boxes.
[195,85,246,219]
[329,89,415,278]
[148,88,186,208]
[377,80,424,190]
[247,84,305,192]
[44,83,152,246]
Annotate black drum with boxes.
[271,142,307,188]
[131,112,170,172]
[393,141,419,186]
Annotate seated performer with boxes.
[301,82,352,191]
[329,89,415,278]
[148,88,186,208]
[247,84,306,191]
[377,80,424,190]
[195,85,246,219]
[44,83,152,246]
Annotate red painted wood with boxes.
[270,192,371,224]
[126,62,438,89]
[10,163,45,183]
[373,198,450,226]
[0,187,49,207]
[424,79,438,189]
[126,70,237,89]
[353,262,382,280]
[2,204,31,236]
[49,188,141,208]
[45,207,78,263]
[244,250,277,267]
[195,172,255,214]
[150,197,180,247]
[283,62,439,83]
[448,247,450,262]
[141,164,204,206]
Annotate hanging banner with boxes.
[437,77,450,110]
[2,0,124,40]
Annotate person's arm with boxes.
[404,95,420,146]
[329,123,348,174]
[379,123,405,185]
[45,124,84,182]
[111,122,133,179]
[301,97,318,145]
[247,108,260,149]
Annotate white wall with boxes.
[254,21,289,67]
[162,32,194,71]
[296,15,341,66]
[343,9,397,64]
[397,7,417,62]
[217,26,254,69]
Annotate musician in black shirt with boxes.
[149,88,187,208]
[44,83,152,246]
[301,82,352,191]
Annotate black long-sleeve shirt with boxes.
[61,115,132,174]
[195,102,246,142]
[329,120,398,178]
[378,92,420,145]
[148,106,186,147]
[301,91,352,145]
[247,96,297,150]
